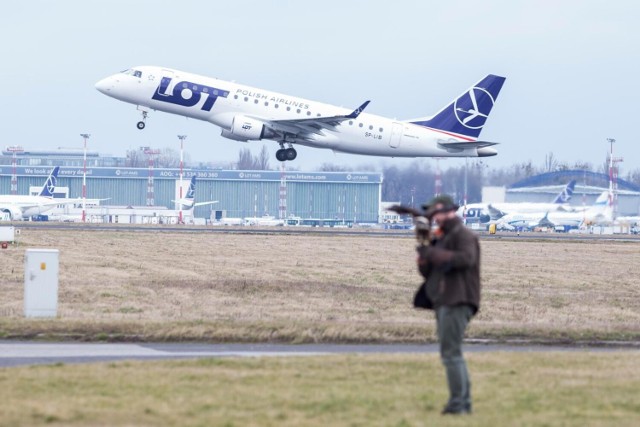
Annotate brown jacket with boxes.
[417,216,481,314]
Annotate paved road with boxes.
[10,222,640,242]
[1,341,636,368]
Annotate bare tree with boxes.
[256,145,271,170]
[236,148,256,170]
[319,163,349,172]
[626,169,640,186]
[156,148,182,168]
[543,152,558,172]
[125,148,145,167]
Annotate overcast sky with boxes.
[1,0,638,173]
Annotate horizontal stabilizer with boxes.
[437,140,499,149]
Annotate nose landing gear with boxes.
[136,110,148,130]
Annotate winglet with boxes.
[346,100,370,119]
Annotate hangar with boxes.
[504,170,640,216]
[0,165,382,223]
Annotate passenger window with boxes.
[296,109,301,113]
[317,113,321,117]
[264,101,269,106]
[359,123,363,128]
[234,95,238,99]
[349,121,353,125]
[244,97,248,102]
[286,106,291,111]
[307,111,311,116]
[379,127,384,132]
[254,99,259,104]
[369,125,373,130]
[275,104,279,109]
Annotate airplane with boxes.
[95,67,506,162]
[486,180,577,219]
[172,176,218,210]
[458,180,577,223]
[0,167,63,220]
[496,191,611,231]
[244,215,284,226]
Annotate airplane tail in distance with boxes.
[410,74,506,139]
[185,176,196,202]
[552,180,577,204]
[38,166,60,197]
[172,176,218,209]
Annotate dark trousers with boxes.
[436,304,473,412]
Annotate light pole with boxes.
[80,134,90,222]
[463,157,468,223]
[177,135,187,224]
[606,138,623,220]
[6,146,24,195]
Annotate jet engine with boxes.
[0,206,23,221]
[220,116,277,142]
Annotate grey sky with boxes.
[2,0,638,173]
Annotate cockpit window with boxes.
[120,69,142,78]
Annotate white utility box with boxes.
[24,249,59,318]
[0,226,15,243]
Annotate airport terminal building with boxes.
[0,164,383,224]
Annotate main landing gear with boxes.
[275,144,297,162]
[137,110,148,130]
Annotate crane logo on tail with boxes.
[454,87,496,130]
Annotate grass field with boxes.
[1,227,639,343]
[0,352,639,426]
[1,227,639,427]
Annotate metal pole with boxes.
[177,135,187,224]
[80,134,90,222]
[7,146,24,195]
[463,157,468,223]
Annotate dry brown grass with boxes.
[1,228,639,342]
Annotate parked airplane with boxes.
[496,191,611,231]
[96,67,505,162]
[0,167,62,220]
[459,180,577,223]
[486,180,577,219]
[172,176,218,210]
[244,215,284,226]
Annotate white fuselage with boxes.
[95,66,489,158]
[0,195,60,218]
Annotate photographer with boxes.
[416,195,481,415]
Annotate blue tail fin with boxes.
[38,166,59,197]
[186,176,196,201]
[552,180,576,204]
[410,74,506,139]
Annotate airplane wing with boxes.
[193,201,218,207]
[56,198,110,206]
[264,101,370,137]
[536,212,555,228]
[486,204,507,220]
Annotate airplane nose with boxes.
[95,77,112,94]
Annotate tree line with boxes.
[127,145,640,205]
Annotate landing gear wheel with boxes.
[285,148,297,161]
[137,110,148,130]
[275,149,287,162]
